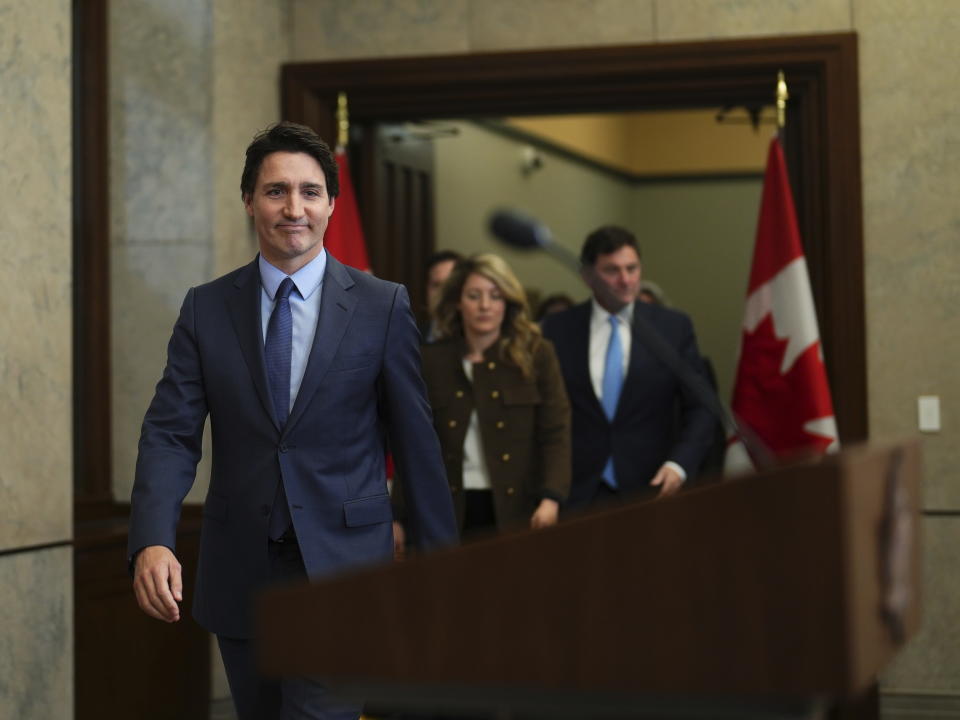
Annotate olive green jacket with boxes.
[419,337,571,531]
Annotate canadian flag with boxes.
[324,147,372,272]
[725,138,839,474]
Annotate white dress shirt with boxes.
[258,250,326,414]
[587,298,686,482]
[588,299,633,403]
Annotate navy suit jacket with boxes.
[541,300,716,507]
[128,254,457,637]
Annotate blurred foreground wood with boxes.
[258,441,921,719]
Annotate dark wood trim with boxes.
[0,539,73,559]
[74,504,210,720]
[281,33,867,445]
[73,0,113,509]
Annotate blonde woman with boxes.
[417,253,571,538]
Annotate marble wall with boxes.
[0,0,73,555]
[110,0,216,506]
[284,0,960,700]
[0,548,73,719]
[0,0,74,716]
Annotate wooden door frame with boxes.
[280,33,866,444]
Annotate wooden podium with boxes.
[257,441,921,718]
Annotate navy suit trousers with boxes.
[217,537,361,720]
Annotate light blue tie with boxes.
[601,314,623,488]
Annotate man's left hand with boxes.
[650,465,683,497]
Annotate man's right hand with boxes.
[133,545,183,623]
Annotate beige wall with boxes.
[288,0,960,699]
[433,120,634,302]
[0,0,74,716]
[508,110,771,176]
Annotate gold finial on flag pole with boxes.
[336,91,349,149]
[776,71,788,129]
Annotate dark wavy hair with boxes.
[240,121,339,200]
[580,225,641,266]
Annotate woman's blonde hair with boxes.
[434,253,542,379]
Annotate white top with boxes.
[460,359,492,490]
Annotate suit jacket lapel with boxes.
[226,258,279,431]
[285,253,357,434]
[617,300,652,421]
[568,302,607,422]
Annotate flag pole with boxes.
[336,91,349,151]
[776,70,788,131]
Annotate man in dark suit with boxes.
[541,226,716,508]
[128,122,457,719]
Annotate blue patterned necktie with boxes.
[601,314,624,488]
[266,277,295,539]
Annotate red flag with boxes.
[324,148,371,272]
[725,138,838,474]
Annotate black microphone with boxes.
[488,209,552,249]
[488,208,582,274]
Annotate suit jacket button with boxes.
[278,444,288,453]
[506,487,515,496]
[491,390,500,399]
[487,361,496,370]
[260,505,270,516]
[501,453,510,462]
[448,420,457,428]
[496,421,505,429]
[455,390,464,398]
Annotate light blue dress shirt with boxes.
[259,250,326,414]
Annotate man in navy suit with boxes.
[541,226,716,509]
[128,122,457,719]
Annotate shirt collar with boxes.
[590,297,634,327]
[258,249,327,301]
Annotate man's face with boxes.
[426,259,457,312]
[244,151,335,273]
[582,245,642,313]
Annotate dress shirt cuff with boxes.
[663,461,687,483]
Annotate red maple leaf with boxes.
[731,314,835,459]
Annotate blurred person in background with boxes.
[534,292,575,323]
[420,249,462,343]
